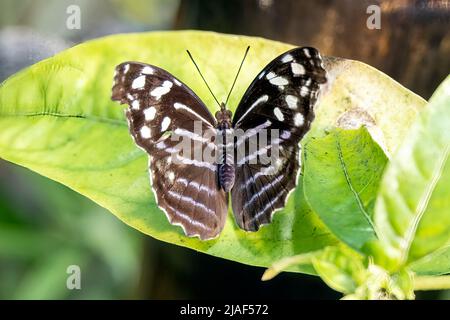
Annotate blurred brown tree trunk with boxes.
[175,0,450,99]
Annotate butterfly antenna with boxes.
[186,50,221,108]
[225,46,250,107]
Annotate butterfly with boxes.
[111,46,327,240]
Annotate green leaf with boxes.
[303,127,388,250]
[345,266,415,300]
[411,245,450,275]
[264,244,415,299]
[313,56,425,157]
[311,246,366,294]
[262,244,367,294]
[370,76,450,271]
[0,31,425,270]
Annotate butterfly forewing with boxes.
[231,47,327,231]
[112,62,227,240]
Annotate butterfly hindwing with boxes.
[112,62,227,240]
[231,47,327,231]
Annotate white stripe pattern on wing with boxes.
[237,138,282,165]
[174,155,216,171]
[236,120,272,147]
[167,190,215,216]
[176,178,213,194]
[243,174,285,210]
[174,102,214,128]
[174,128,217,150]
[155,141,179,154]
[235,95,269,125]
[166,203,211,231]
[250,188,286,222]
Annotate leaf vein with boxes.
[336,137,378,237]
[0,111,126,126]
[400,143,450,264]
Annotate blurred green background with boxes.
[0,0,449,299]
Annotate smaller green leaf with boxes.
[262,245,364,289]
[370,76,450,270]
[389,269,415,300]
[264,244,415,299]
[311,246,366,294]
[303,127,388,250]
[411,245,450,276]
[342,265,414,300]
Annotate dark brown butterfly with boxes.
[111,47,327,240]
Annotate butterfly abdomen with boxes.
[217,122,235,193]
[219,163,235,193]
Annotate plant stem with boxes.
[414,275,450,291]
[261,252,316,281]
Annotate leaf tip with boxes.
[261,269,277,281]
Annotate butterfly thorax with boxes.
[215,103,235,193]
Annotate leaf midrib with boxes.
[0,111,126,126]
[336,138,378,237]
[400,143,450,264]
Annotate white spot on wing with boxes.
[131,100,140,110]
[144,106,156,120]
[174,79,182,86]
[123,64,130,74]
[161,116,171,131]
[303,48,311,58]
[291,62,305,75]
[281,54,293,63]
[300,86,309,97]
[281,130,291,139]
[140,125,151,138]
[269,76,289,86]
[285,95,298,109]
[276,158,283,168]
[132,75,146,89]
[294,113,304,126]
[274,107,284,121]
[150,80,173,100]
[167,171,175,183]
[266,72,276,79]
[141,66,154,74]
